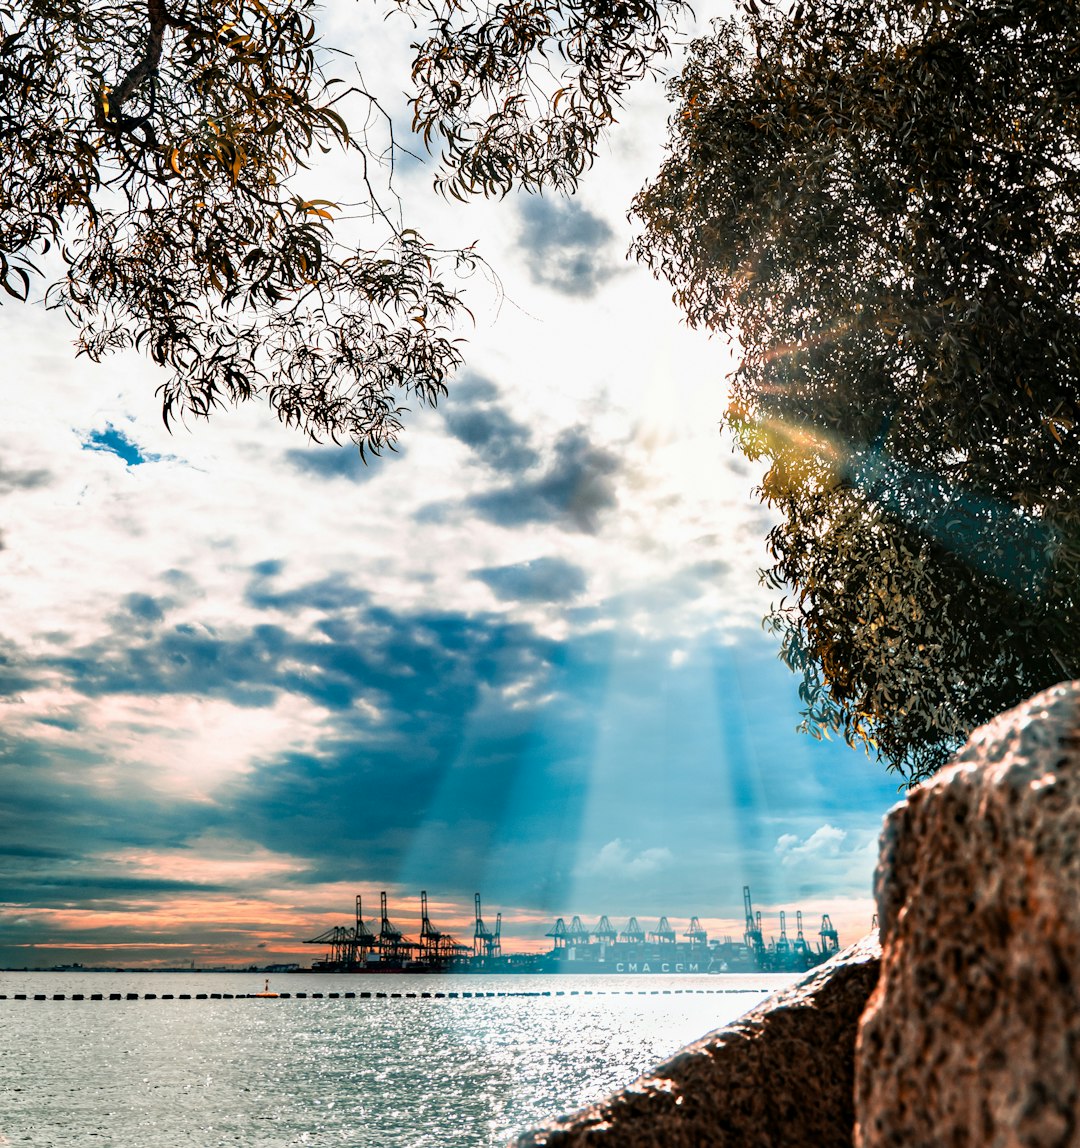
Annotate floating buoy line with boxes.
[0,986,771,1002]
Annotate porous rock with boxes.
[511,933,880,1148]
[856,680,1080,1148]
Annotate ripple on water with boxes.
[0,973,796,1147]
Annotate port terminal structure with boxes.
[301,887,842,975]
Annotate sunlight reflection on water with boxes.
[0,972,797,1147]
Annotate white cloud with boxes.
[581,839,674,879]
[773,824,882,902]
[776,824,849,863]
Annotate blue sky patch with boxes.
[82,423,160,466]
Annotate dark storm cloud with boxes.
[424,376,621,533]
[442,373,540,474]
[0,638,40,697]
[121,592,168,623]
[0,568,614,902]
[44,570,565,725]
[285,446,394,481]
[0,563,901,938]
[468,428,620,533]
[216,625,615,898]
[0,460,52,492]
[0,721,227,888]
[0,874,230,901]
[517,197,620,297]
[246,566,371,614]
[474,557,587,603]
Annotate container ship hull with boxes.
[525,942,826,975]
[302,945,827,976]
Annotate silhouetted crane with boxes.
[593,915,617,944]
[547,917,568,948]
[743,886,764,956]
[776,910,791,957]
[793,910,809,958]
[567,915,590,945]
[684,916,708,946]
[819,914,840,954]
[620,917,645,943]
[473,893,499,957]
[650,916,676,944]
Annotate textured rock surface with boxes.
[511,933,880,1147]
[856,680,1080,1148]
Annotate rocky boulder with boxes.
[512,933,881,1148]
[855,681,1080,1148]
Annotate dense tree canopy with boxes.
[0,0,687,446]
[632,0,1080,779]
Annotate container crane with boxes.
[593,915,617,945]
[650,916,676,944]
[743,886,764,956]
[303,892,375,969]
[567,915,590,945]
[473,893,499,957]
[793,910,809,958]
[776,910,791,957]
[546,917,568,949]
[684,917,708,946]
[819,914,840,954]
[379,890,411,959]
[420,890,443,960]
[620,917,645,943]
[418,890,468,964]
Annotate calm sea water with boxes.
[0,970,797,1147]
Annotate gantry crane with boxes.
[650,916,676,944]
[474,893,501,957]
[793,910,809,958]
[593,915,617,944]
[819,914,839,954]
[378,890,417,960]
[419,890,470,965]
[620,917,645,943]
[776,910,791,958]
[567,915,590,945]
[684,916,708,946]
[302,893,375,969]
[743,886,764,956]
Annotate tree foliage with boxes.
[633,0,1080,780]
[0,0,688,446]
[398,0,690,198]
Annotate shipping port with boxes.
[300,887,841,975]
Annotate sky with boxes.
[0,0,903,969]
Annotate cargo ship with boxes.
[300,888,841,975]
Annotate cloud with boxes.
[468,428,620,534]
[581,839,674,879]
[445,408,540,475]
[776,825,848,863]
[0,460,52,492]
[773,825,880,900]
[284,446,391,480]
[442,374,540,474]
[120,593,169,624]
[516,197,620,297]
[474,557,587,603]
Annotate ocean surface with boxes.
[0,970,798,1147]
